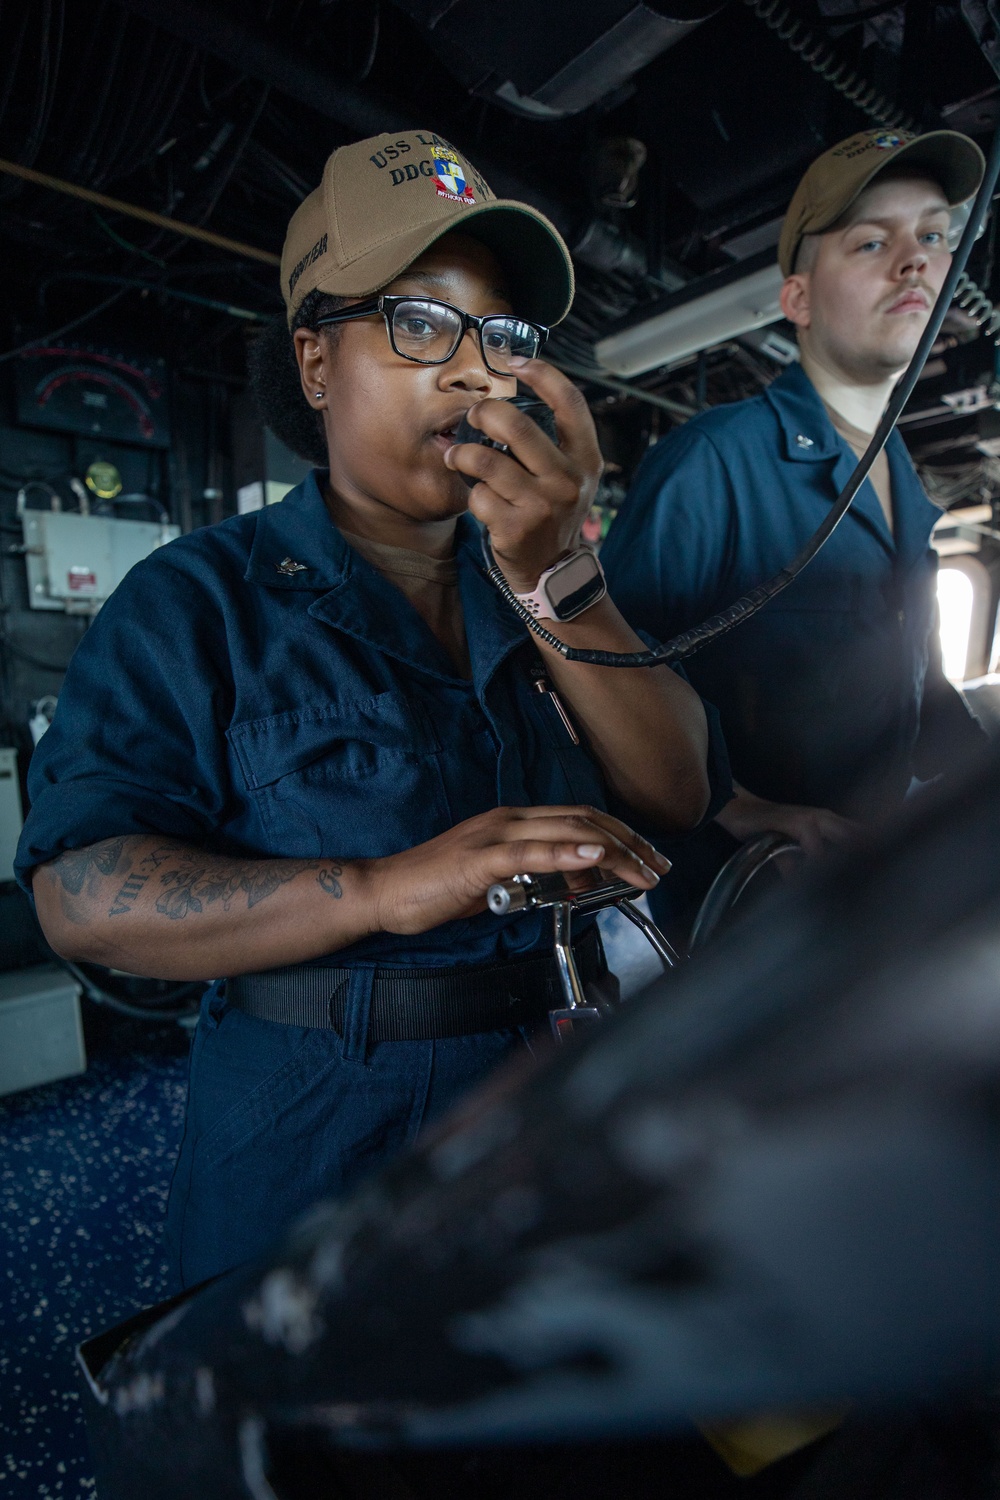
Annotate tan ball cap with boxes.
[778,127,985,277]
[281,130,575,328]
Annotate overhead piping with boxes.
[0,157,280,265]
[553,360,697,419]
[112,0,412,138]
[40,272,266,321]
[109,0,586,245]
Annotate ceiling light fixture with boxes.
[595,249,785,377]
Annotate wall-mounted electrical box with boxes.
[21,510,179,612]
[235,426,313,515]
[236,479,296,514]
[0,747,23,882]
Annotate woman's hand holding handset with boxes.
[441,360,712,836]
[443,359,602,592]
[362,805,668,937]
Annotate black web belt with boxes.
[225,923,605,1041]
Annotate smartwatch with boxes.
[514,547,607,623]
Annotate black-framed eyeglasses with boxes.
[314,295,548,377]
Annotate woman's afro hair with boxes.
[247,290,349,466]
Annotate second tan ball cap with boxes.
[778,127,985,278]
[281,130,575,328]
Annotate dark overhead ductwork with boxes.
[391,0,726,119]
[107,0,585,249]
[109,0,669,292]
[113,0,414,138]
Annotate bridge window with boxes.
[937,567,975,682]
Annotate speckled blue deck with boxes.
[0,1022,189,1496]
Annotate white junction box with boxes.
[0,964,86,1097]
[236,480,295,514]
[21,510,180,611]
[0,746,23,882]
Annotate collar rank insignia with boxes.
[276,556,308,575]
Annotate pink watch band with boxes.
[513,547,606,623]
[513,568,559,620]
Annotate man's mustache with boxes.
[881,278,935,313]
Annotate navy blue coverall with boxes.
[600,362,985,932]
[16,471,728,1284]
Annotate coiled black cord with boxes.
[955,270,1000,345]
[484,116,1000,668]
[742,0,916,132]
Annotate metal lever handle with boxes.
[553,901,588,1009]
[615,897,682,969]
[487,871,682,1042]
[549,900,604,1043]
[487,871,644,916]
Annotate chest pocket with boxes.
[734,573,862,691]
[759,573,861,615]
[226,692,447,859]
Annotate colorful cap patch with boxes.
[873,131,907,150]
[432,146,475,204]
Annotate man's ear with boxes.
[780,273,811,331]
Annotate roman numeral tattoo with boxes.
[108,872,149,916]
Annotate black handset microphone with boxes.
[452,394,559,488]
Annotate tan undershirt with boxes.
[822,400,893,536]
[341,528,472,679]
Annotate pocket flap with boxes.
[228,692,436,790]
[763,573,860,614]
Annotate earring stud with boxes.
[314,391,324,401]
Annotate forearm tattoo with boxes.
[46,836,344,921]
[154,856,343,921]
[50,837,128,895]
[108,872,149,916]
